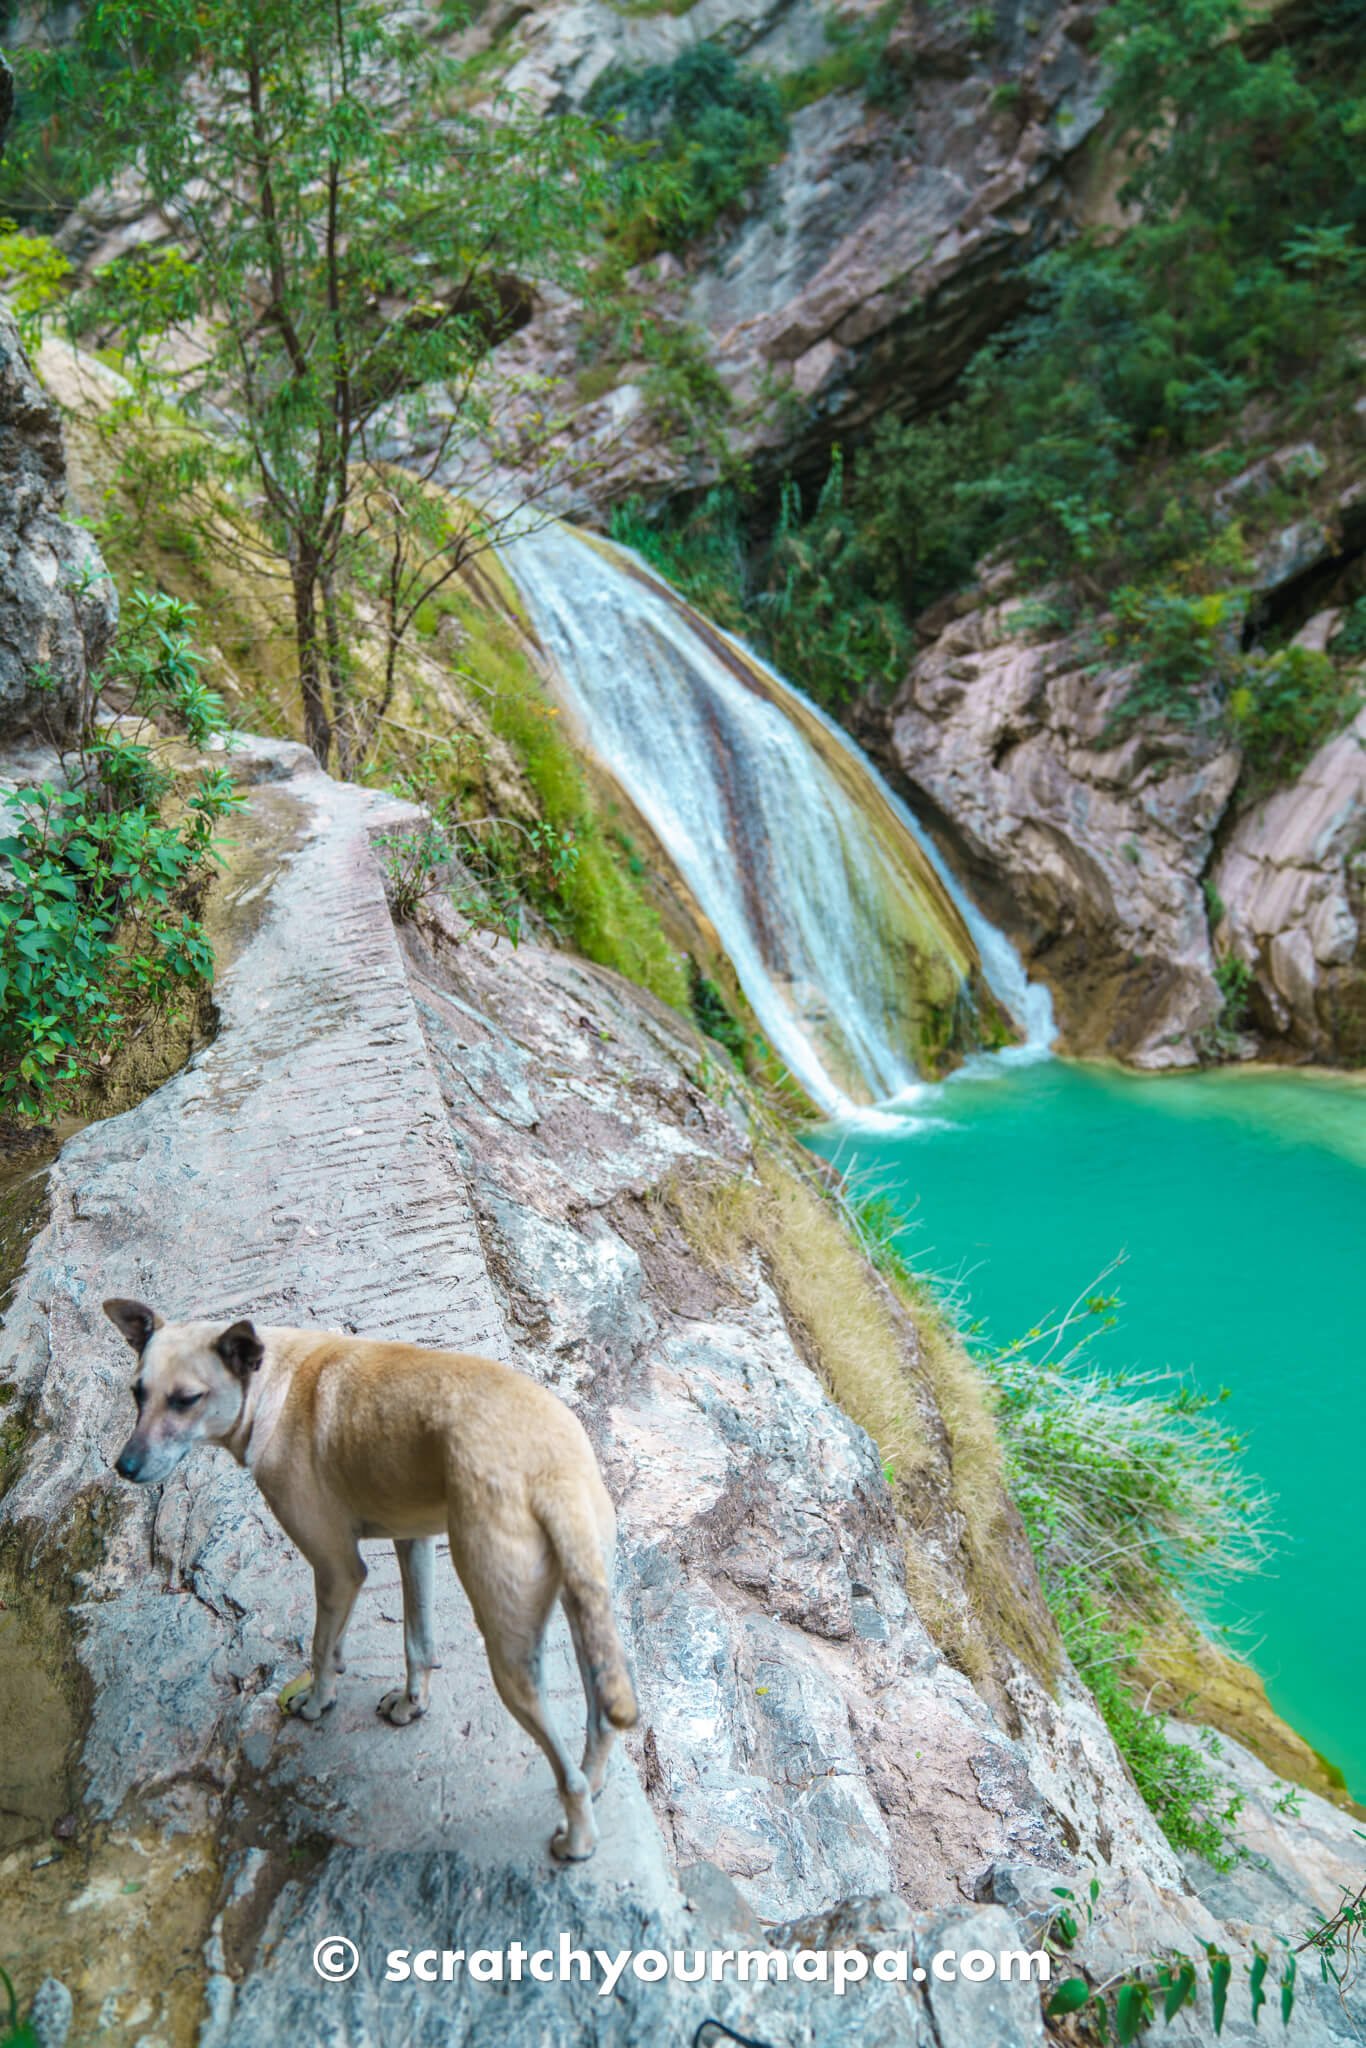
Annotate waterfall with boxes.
[503,522,1054,1115]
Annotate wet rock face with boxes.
[0,312,117,743]
[866,580,1241,1066]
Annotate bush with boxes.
[0,585,239,1121]
[0,772,235,1119]
[588,42,788,251]
[1229,644,1360,787]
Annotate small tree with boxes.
[38,0,613,766]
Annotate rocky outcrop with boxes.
[864,571,1241,1065]
[2,728,1362,2044]
[868,535,1366,1067]
[1214,697,1366,1060]
[481,0,1111,504]
[0,311,117,743]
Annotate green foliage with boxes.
[0,584,239,1120]
[1213,953,1252,1033]
[619,0,1364,770]
[587,42,788,251]
[0,225,71,345]
[1331,597,1366,663]
[1302,1845,1366,2002]
[1109,583,1240,726]
[1047,1893,1297,2043]
[611,489,751,634]
[987,1297,1265,1864]
[1055,1584,1244,1864]
[779,4,909,113]
[375,600,688,1006]
[689,965,748,1062]
[0,775,234,1120]
[22,0,615,767]
[0,1964,38,2048]
[986,1293,1272,1629]
[1229,644,1360,787]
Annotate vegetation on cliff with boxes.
[0,586,239,1122]
[619,0,1366,791]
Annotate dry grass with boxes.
[667,1145,1060,1692]
[670,1151,931,1485]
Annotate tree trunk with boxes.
[321,574,354,777]
[291,559,332,767]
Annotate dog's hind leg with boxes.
[562,1591,615,1800]
[486,1631,597,1862]
[455,1529,596,1861]
[378,1536,437,1726]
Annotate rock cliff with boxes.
[0,308,117,745]
[865,530,1366,1068]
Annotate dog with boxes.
[104,1300,637,1861]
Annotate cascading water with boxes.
[504,522,1053,1115]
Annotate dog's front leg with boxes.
[284,1548,366,1722]
[378,1536,437,1726]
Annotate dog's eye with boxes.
[167,1389,206,1412]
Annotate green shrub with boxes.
[0,772,236,1119]
[780,4,908,113]
[588,42,788,251]
[1229,644,1360,786]
[984,1294,1265,1863]
[0,585,239,1121]
[1331,597,1366,663]
[1214,953,1252,1031]
[689,965,748,1062]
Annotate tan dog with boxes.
[104,1301,636,1861]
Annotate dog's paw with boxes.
[278,1672,332,1721]
[549,1823,597,1863]
[377,1688,426,1727]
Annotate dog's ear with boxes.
[215,1319,264,1378]
[103,1299,163,1353]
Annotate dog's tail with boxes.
[536,1483,638,1730]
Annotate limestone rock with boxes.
[1214,701,1366,1058]
[0,312,117,742]
[866,588,1240,1065]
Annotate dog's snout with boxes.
[114,1443,143,1481]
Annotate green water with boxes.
[808,1058,1366,1799]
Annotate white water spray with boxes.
[504,522,1053,1114]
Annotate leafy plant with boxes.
[689,966,748,1063]
[0,776,233,1118]
[587,42,788,252]
[1214,953,1252,1033]
[780,3,908,114]
[1046,1894,1296,2043]
[1228,645,1360,788]
[0,1965,38,2048]
[1300,1842,1366,2003]
[1054,1584,1244,1865]
[0,587,240,1120]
